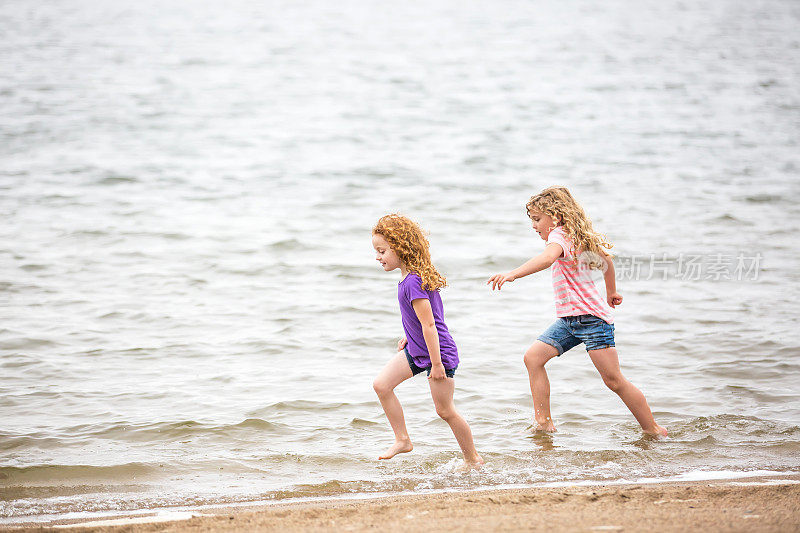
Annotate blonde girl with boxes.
[488,187,667,437]
[372,214,483,465]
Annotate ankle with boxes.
[464,452,483,464]
[643,424,667,436]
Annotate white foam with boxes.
[728,479,800,486]
[54,511,207,529]
[632,469,792,484]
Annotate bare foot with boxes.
[378,438,413,459]
[460,454,484,471]
[534,418,556,432]
[468,454,484,466]
[643,424,668,438]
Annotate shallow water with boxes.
[2,0,799,523]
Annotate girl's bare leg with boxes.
[523,341,560,432]
[373,351,415,459]
[588,347,667,436]
[428,377,483,465]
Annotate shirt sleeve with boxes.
[547,228,574,260]
[404,274,430,302]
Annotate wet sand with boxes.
[8,475,800,532]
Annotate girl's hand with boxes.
[397,337,408,351]
[487,272,516,290]
[608,292,623,308]
[428,363,447,381]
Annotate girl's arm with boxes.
[603,253,623,307]
[411,298,447,380]
[487,243,563,290]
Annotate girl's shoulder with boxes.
[549,227,576,257]
[399,272,434,300]
[549,226,573,245]
[399,272,422,286]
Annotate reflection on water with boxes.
[527,431,557,452]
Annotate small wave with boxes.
[264,476,435,501]
[180,58,213,66]
[232,418,281,431]
[741,194,784,203]
[118,230,191,241]
[0,169,27,177]
[349,418,379,427]
[211,265,268,276]
[724,384,796,403]
[0,433,64,452]
[49,418,291,443]
[266,238,303,251]
[327,305,394,316]
[19,264,49,272]
[674,414,800,444]
[98,175,138,185]
[352,165,407,179]
[66,229,110,237]
[0,353,41,370]
[97,311,125,319]
[0,337,60,350]
[709,213,752,225]
[0,463,158,485]
[52,165,97,175]
[249,400,376,418]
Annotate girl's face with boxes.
[529,209,560,241]
[372,233,403,272]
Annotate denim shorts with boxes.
[537,315,615,355]
[404,347,457,378]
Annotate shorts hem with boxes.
[586,343,615,351]
[537,336,565,356]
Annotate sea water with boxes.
[2,0,799,524]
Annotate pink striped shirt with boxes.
[546,227,614,324]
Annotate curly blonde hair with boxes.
[372,214,447,290]
[526,186,613,269]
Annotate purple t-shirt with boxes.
[398,273,459,369]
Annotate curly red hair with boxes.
[372,214,447,291]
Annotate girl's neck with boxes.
[400,263,409,279]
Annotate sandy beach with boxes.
[8,475,799,532]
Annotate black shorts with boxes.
[404,347,457,378]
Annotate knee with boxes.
[373,379,391,398]
[435,406,456,421]
[523,350,544,369]
[602,374,625,393]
